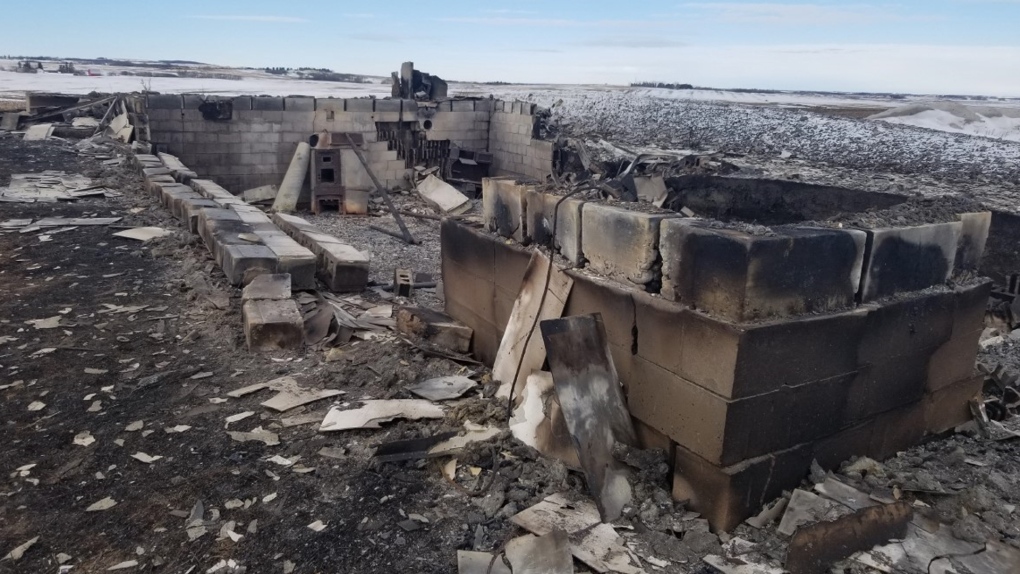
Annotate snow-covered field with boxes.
[0,70,390,100]
[488,89,1020,184]
[870,102,1020,142]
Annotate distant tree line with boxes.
[632,81,694,90]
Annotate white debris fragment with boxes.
[84,368,108,375]
[224,411,255,426]
[73,431,96,447]
[124,420,144,432]
[107,559,139,570]
[27,401,46,412]
[3,536,39,561]
[228,427,280,446]
[165,425,192,433]
[319,400,444,431]
[267,455,293,467]
[307,520,327,532]
[131,452,163,464]
[86,497,118,512]
[262,492,278,503]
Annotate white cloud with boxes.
[190,15,308,23]
[680,3,921,25]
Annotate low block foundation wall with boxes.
[444,182,990,530]
[144,95,554,194]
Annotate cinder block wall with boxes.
[488,100,554,182]
[145,94,499,194]
[442,179,992,532]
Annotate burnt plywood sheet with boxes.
[540,314,637,522]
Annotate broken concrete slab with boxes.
[396,306,472,354]
[319,400,444,431]
[417,174,471,215]
[540,314,638,522]
[242,273,292,302]
[242,299,304,351]
[243,184,279,203]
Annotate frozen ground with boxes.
[871,102,1020,143]
[489,88,1020,184]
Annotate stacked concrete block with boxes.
[438,219,991,531]
[581,203,677,289]
[858,221,962,301]
[440,220,532,365]
[488,100,554,181]
[525,189,586,265]
[243,296,304,352]
[659,220,867,321]
[481,178,530,243]
[271,213,370,293]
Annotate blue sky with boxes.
[3,1,1020,95]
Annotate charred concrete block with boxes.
[953,279,992,335]
[858,290,954,364]
[673,442,813,533]
[243,299,303,351]
[562,271,637,390]
[859,221,962,301]
[564,271,635,354]
[318,242,370,293]
[259,234,316,289]
[285,97,315,112]
[812,401,926,469]
[629,357,851,466]
[844,349,931,425]
[165,190,203,220]
[272,212,317,237]
[181,198,219,234]
[924,375,983,435]
[955,212,991,273]
[146,175,176,196]
[441,221,498,359]
[242,273,292,302]
[660,220,866,322]
[926,330,981,393]
[252,96,284,111]
[144,166,172,178]
[146,94,183,109]
[482,178,529,242]
[493,237,534,327]
[525,189,585,264]
[870,402,927,460]
[581,203,675,289]
[636,297,867,399]
[197,208,242,248]
[222,244,277,286]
